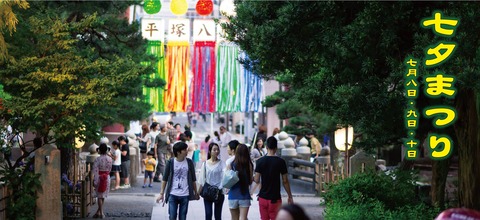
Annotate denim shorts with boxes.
[228,199,251,209]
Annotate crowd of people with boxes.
[91,117,312,220]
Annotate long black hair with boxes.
[207,142,220,160]
[254,138,264,156]
[233,144,253,194]
[279,204,310,220]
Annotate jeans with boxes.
[168,194,189,220]
[203,193,225,220]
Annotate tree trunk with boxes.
[454,88,480,210]
[431,158,450,209]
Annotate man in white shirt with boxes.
[218,126,232,162]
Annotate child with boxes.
[111,140,121,191]
[143,151,156,188]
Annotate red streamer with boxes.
[192,41,216,113]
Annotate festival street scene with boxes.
[1,1,480,220]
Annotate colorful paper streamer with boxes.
[142,40,165,112]
[164,41,190,112]
[192,41,216,113]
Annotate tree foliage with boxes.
[0,1,160,145]
[0,0,29,62]
[223,1,480,209]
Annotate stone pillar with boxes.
[296,137,311,161]
[127,131,139,186]
[35,144,61,220]
[315,156,331,195]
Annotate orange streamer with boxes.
[164,41,190,112]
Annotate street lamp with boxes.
[334,125,353,176]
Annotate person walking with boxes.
[167,121,177,159]
[199,143,226,220]
[254,136,293,220]
[138,124,150,173]
[110,140,121,191]
[251,125,267,149]
[156,142,200,220]
[143,151,156,188]
[226,140,240,166]
[305,131,321,159]
[200,135,211,162]
[154,124,170,182]
[93,143,113,218]
[148,122,161,153]
[184,130,196,160]
[219,126,233,162]
[227,144,253,220]
[118,136,131,189]
[250,138,266,195]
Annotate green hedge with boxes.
[323,170,439,220]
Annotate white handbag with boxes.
[222,168,239,189]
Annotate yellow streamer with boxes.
[164,41,190,112]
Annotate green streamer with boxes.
[216,43,241,113]
[142,40,165,112]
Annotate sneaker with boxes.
[153,178,161,182]
[120,184,131,189]
[142,185,146,188]
[148,184,152,188]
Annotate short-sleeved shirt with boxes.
[255,156,288,201]
[155,132,169,154]
[113,149,121,165]
[170,159,189,196]
[198,160,225,188]
[144,157,156,172]
[121,144,130,162]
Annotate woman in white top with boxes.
[250,138,265,195]
[146,122,160,153]
[199,143,226,220]
[110,140,122,191]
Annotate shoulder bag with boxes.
[200,162,220,201]
[222,163,239,189]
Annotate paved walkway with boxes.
[83,114,325,219]
[151,194,324,220]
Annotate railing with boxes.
[287,157,347,195]
[61,154,95,219]
[287,158,317,192]
[61,170,94,219]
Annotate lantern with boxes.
[196,0,213,16]
[170,0,188,15]
[219,0,236,17]
[143,0,162,14]
[334,125,354,151]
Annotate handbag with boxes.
[200,162,220,201]
[222,164,239,189]
[139,141,147,152]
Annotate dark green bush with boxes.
[323,170,439,220]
